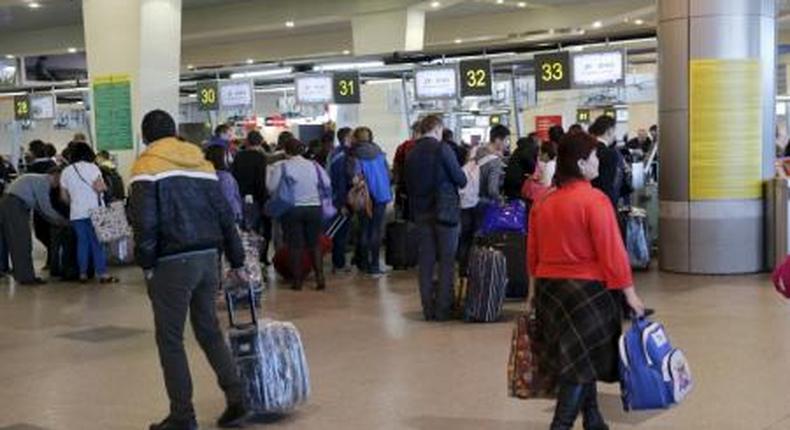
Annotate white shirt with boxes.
[267,155,330,207]
[60,161,102,220]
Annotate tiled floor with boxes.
[0,262,784,430]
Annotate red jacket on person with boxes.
[527,180,632,290]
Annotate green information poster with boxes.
[93,75,133,151]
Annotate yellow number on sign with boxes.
[16,101,28,115]
[200,88,216,106]
[541,62,564,82]
[466,69,487,88]
[339,80,355,97]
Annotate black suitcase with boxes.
[464,245,507,322]
[480,233,529,298]
[385,220,418,270]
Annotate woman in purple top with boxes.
[205,145,242,223]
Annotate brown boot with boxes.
[311,246,326,290]
[290,246,304,291]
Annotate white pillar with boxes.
[352,7,425,55]
[82,0,182,180]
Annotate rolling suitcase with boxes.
[464,245,508,322]
[485,232,529,299]
[226,285,311,414]
[385,219,419,270]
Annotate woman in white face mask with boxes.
[526,131,645,430]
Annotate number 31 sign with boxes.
[535,52,571,92]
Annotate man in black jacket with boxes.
[232,130,271,263]
[589,115,627,208]
[405,115,467,321]
[129,110,248,430]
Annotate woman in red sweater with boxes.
[527,132,645,430]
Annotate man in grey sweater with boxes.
[475,124,511,207]
[0,170,68,284]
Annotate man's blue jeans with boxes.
[357,203,386,272]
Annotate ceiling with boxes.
[0,0,788,71]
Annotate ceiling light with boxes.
[187,64,195,70]
[67,47,77,53]
[28,2,41,9]
[548,28,555,35]
[517,2,526,8]
[342,50,351,55]
[4,54,13,60]
[230,67,294,79]
[314,61,385,72]
[246,58,254,65]
[430,1,441,8]
[285,20,295,28]
[592,21,603,29]
[496,0,504,4]
[454,38,462,44]
[634,19,644,25]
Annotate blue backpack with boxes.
[619,318,693,411]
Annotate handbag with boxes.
[314,162,337,220]
[90,201,131,243]
[72,163,130,243]
[481,200,526,235]
[434,146,460,226]
[347,173,372,217]
[507,312,557,399]
[264,164,295,219]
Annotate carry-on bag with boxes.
[226,284,311,414]
[620,207,651,270]
[103,235,135,266]
[464,245,508,322]
[619,317,693,411]
[483,232,529,299]
[508,312,557,399]
[480,200,526,236]
[385,219,419,270]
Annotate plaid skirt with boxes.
[535,278,622,384]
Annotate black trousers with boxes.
[0,195,36,283]
[146,250,243,420]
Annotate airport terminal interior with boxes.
[1,0,790,429]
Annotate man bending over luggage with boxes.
[0,168,68,284]
[129,110,249,430]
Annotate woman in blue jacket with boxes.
[348,127,392,275]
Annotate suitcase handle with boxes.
[225,282,259,330]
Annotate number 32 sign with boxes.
[460,59,492,97]
[535,52,571,91]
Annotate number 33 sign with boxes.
[535,52,571,91]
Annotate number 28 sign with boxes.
[535,52,571,92]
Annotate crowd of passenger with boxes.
[0,110,658,429]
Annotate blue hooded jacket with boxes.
[350,141,392,205]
